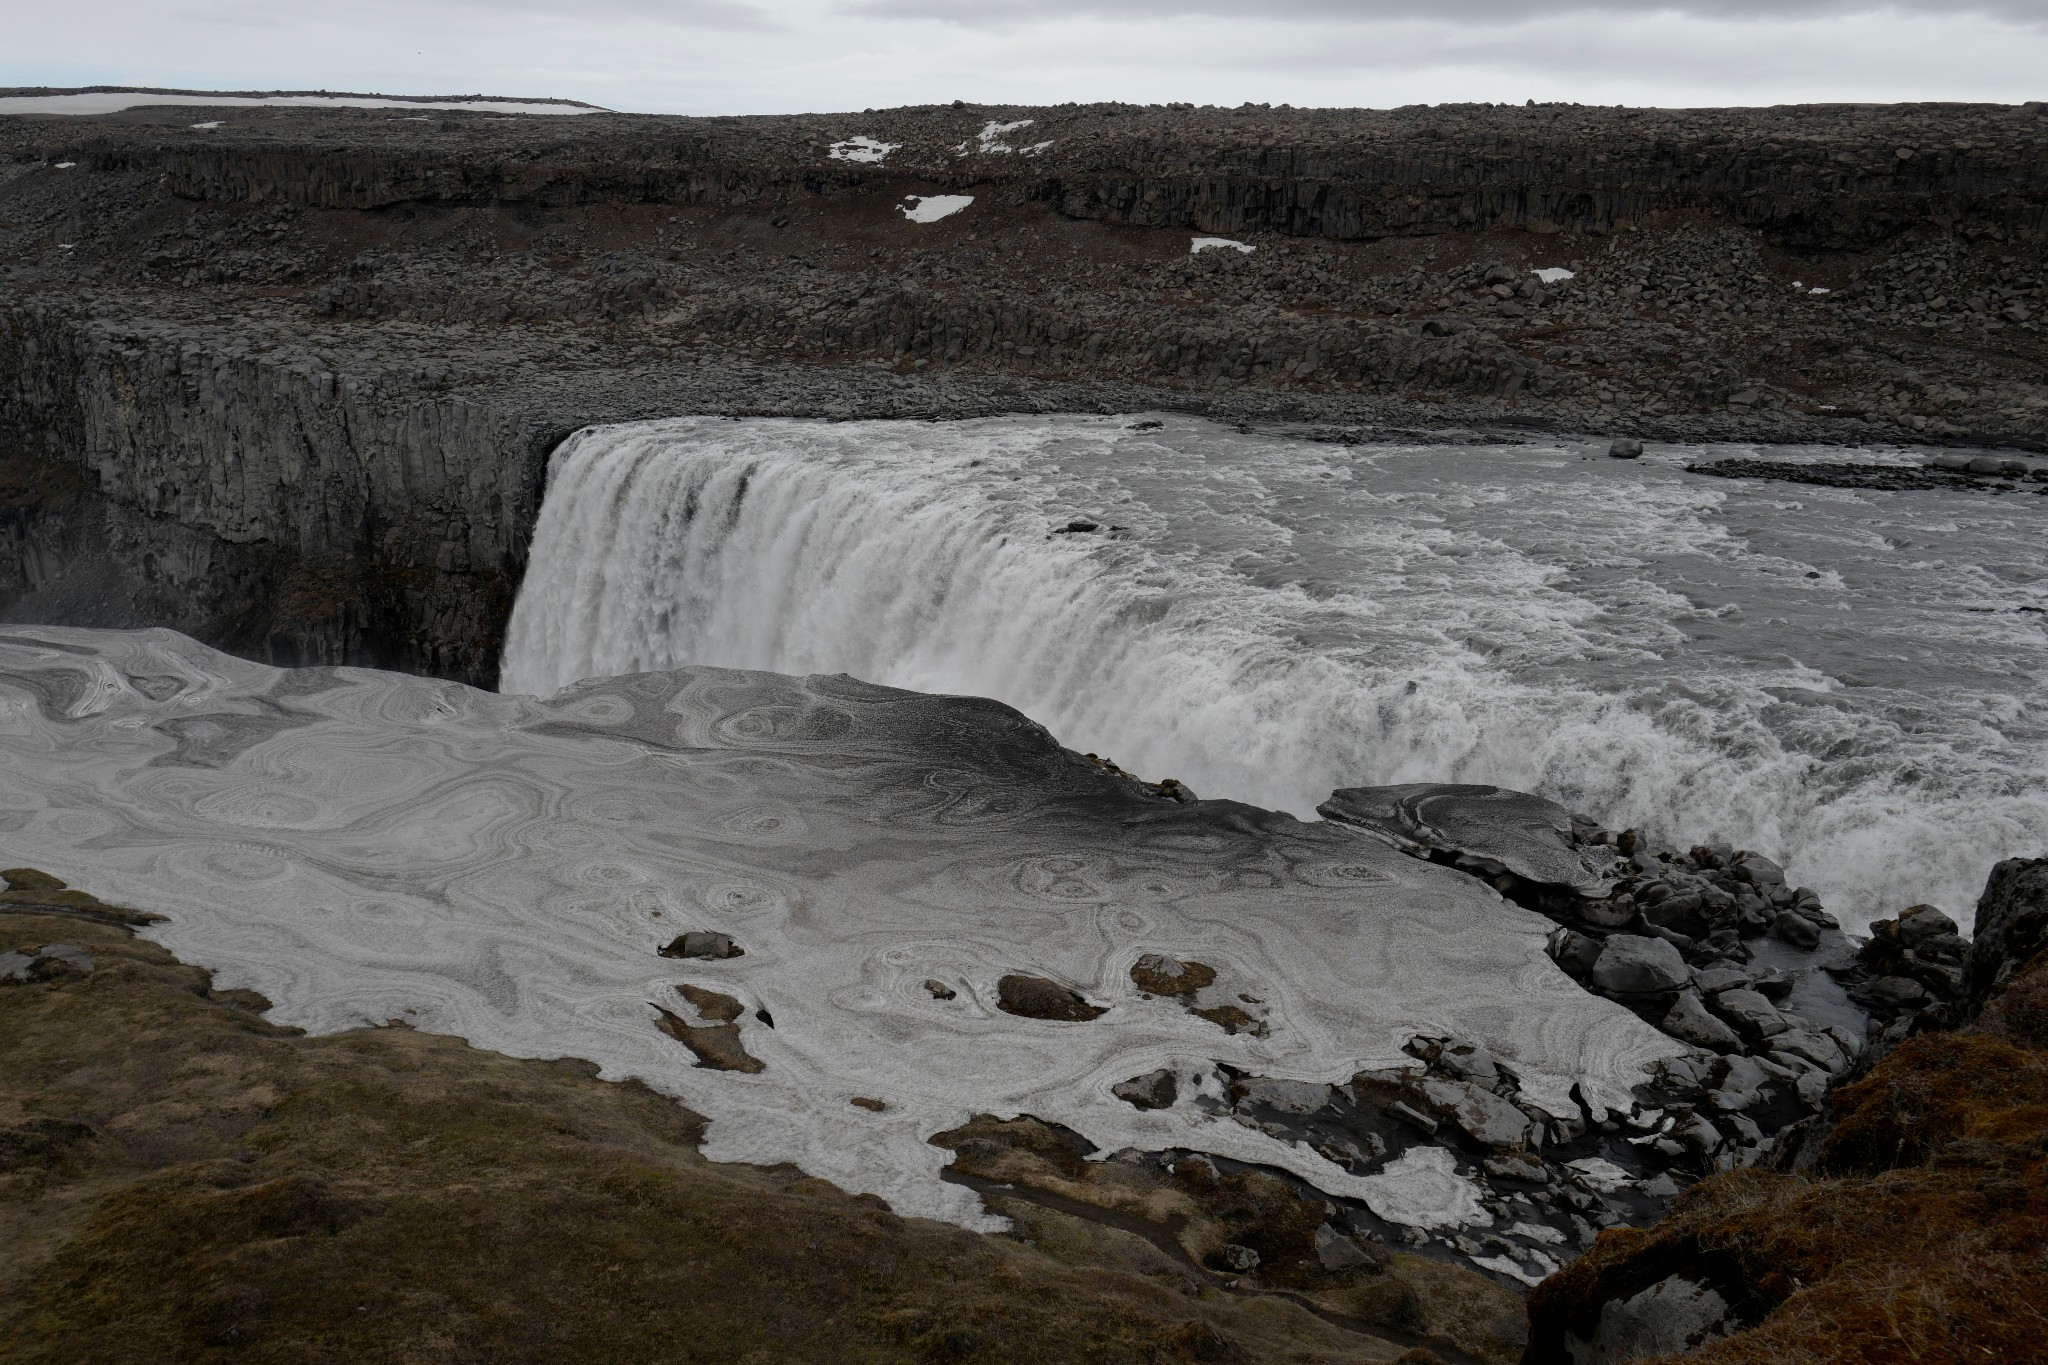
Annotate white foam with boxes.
[829,136,898,164]
[1192,236,1253,254]
[1354,1145,1489,1230]
[899,194,973,223]
[0,626,1674,1233]
[0,92,602,117]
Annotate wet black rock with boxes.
[659,931,743,960]
[1686,458,2027,492]
[1112,1068,1178,1110]
[1590,935,1689,995]
[1319,782,1613,897]
[996,974,1108,1022]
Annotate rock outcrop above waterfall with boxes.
[3,95,2046,677]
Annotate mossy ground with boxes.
[0,898,1434,1364]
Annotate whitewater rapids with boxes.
[502,414,2048,929]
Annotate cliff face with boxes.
[0,303,548,682]
[2,98,2044,680]
[77,101,2048,248]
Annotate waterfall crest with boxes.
[504,415,2048,927]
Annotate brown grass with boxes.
[0,899,1433,1365]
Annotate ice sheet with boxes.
[0,92,603,117]
[0,627,1680,1230]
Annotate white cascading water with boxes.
[502,414,2048,928]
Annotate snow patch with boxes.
[53,162,76,169]
[189,121,223,130]
[0,92,602,117]
[829,136,898,164]
[899,194,973,224]
[969,119,1037,154]
[1532,267,1575,284]
[1191,237,1253,255]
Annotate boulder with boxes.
[1664,989,1742,1053]
[1706,1055,1772,1111]
[1591,934,1689,994]
[1849,975,1928,1010]
[1966,863,2048,1015]
[1547,926,1603,975]
[1896,903,1958,948]
[659,931,743,960]
[1112,1068,1178,1110]
[1710,988,1789,1042]
[1129,952,1215,996]
[26,944,94,980]
[1314,1222,1384,1272]
[651,1001,764,1074]
[1769,910,1821,950]
[1691,966,1752,995]
[1418,1076,1534,1150]
[997,974,1107,1022]
[1235,1078,1335,1114]
[1608,438,1645,459]
[1317,782,1613,894]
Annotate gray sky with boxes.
[8,0,2046,115]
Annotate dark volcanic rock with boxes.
[1525,856,2048,1365]
[660,931,743,960]
[996,974,1108,1022]
[1111,1068,1178,1110]
[1686,457,2030,492]
[1319,783,1614,895]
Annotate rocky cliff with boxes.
[2,96,2044,679]
[1523,857,2048,1364]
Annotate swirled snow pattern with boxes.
[0,627,1671,1230]
[504,415,2048,931]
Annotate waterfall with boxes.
[503,414,2048,928]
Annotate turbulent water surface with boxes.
[504,415,2048,929]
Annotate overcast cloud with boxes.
[858,0,2048,23]
[5,0,2044,115]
